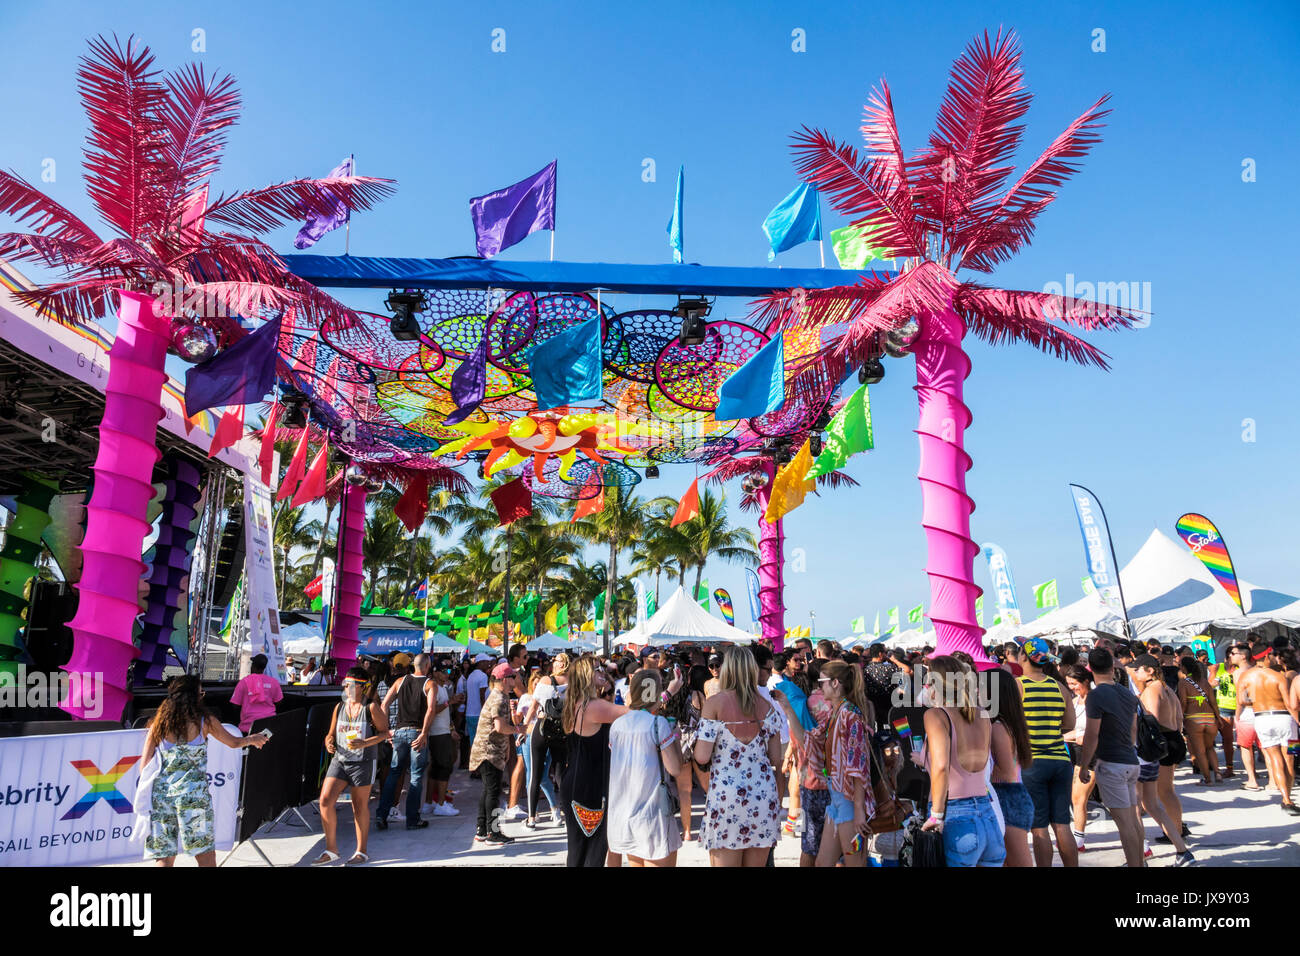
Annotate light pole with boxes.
[809,610,816,639]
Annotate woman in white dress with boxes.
[607,669,685,866]
[693,646,784,867]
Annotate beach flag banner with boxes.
[885,607,900,636]
[714,588,734,625]
[469,160,557,258]
[850,616,866,634]
[1175,513,1245,612]
[974,595,983,627]
[696,581,710,611]
[891,717,912,738]
[981,542,1023,626]
[1081,575,1096,596]
[1033,579,1060,616]
[908,604,924,625]
[667,165,684,263]
[763,182,822,260]
[1069,485,1127,617]
[745,568,761,624]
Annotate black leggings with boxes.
[527,723,567,819]
[477,762,503,836]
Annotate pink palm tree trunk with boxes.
[755,461,785,651]
[330,484,366,681]
[913,303,992,667]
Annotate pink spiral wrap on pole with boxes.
[755,461,785,652]
[62,290,167,719]
[330,484,366,682]
[913,304,992,668]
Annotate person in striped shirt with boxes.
[1016,638,1078,867]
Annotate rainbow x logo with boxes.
[60,756,139,820]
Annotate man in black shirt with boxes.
[1078,647,1143,867]
[376,653,436,831]
[863,644,899,729]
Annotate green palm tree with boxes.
[511,521,583,635]
[573,488,648,654]
[651,487,757,602]
[272,504,316,606]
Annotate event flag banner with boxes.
[981,542,1023,627]
[243,472,285,680]
[469,160,557,258]
[974,596,984,627]
[1033,579,1060,615]
[633,579,650,632]
[696,581,710,611]
[908,604,924,625]
[667,165,684,263]
[1068,485,1127,617]
[0,726,242,866]
[714,589,735,625]
[806,381,873,479]
[885,606,900,636]
[763,182,822,260]
[872,611,881,637]
[1175,513,1245,612]
[1081,575,1096,596]
[745,568,762,624]
[850,615,866,634]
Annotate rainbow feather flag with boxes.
[713,588,734,625]
[891,717,911,738]
[1175,513,1244,612]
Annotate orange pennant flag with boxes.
[291,440,329,508]
[207,405,244,459]
[572,488,605,522]
[670,478,701,527]
[275,431,310,502]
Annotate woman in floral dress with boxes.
[693,646,784,867]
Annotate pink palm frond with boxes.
[815,471,860,491]
[12,275,123,323]
[202,175,396,235]
[958,94,1111,270]
[704,456,769,486]
[958,284,1144,333]
[159,63,240,214]
[0,232,94,270]
[957,296,1112,369]
[78,35,174,240]
[0,170,103,247]
[790,127,925,258]
[860,78,921,210]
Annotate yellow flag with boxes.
[764,439,816,523]
[580,619,595,632]
[544,604,558,633]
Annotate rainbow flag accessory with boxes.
[1288,739,1299,757]
[1175,513,1244,612]
[892,717,911,738]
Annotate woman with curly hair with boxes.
[140,675,267,866]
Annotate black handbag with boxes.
[1136,709,1169,763]
[654,715,681,817]
[899,816,947,867]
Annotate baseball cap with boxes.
[1132,653,1161,672]
[708,654,722,666]
[473,653,493,663]
[491,662,516,680]
[391,652,413,668]
[1021,638,1058,665]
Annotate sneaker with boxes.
[475,831,488,842]
[433,804,460,817]
[1143,843,1153,859]
[387,807,402,820]
[552,811,566,828]
[406,819,429,831]
[500,806,525,821]
[483,831,515,845]
[421,803,439,816]
[1174,850,1196,867]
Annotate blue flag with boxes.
[667,166,683,263]
[184,313,283,416]
[763,183,821,260]
[713,331,785,421]
[528,316,603,411]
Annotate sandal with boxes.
[345,852,370,866]
[1243,782,1263,791]
[311,850,340,866]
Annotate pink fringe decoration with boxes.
[62,290,166,719]
[329,484,366,681]
[913,304,993,668]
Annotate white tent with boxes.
[426,632,468,653]
[642,586,756,646]
[884,629,932,649]
[526,633,577,652]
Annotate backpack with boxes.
[541,680,566,743]
[1136,708,1168,763]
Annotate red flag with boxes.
[304,575,324,601]
[670,478,701,527]
[291,440,329,507]
[571,488,605,522]
[208,405,244,459]
[275,431,311,502]
[394,473,431,533]
[490,478,533,526]
[258,404,278,487]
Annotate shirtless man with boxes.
[1229,645,1264,790]
[1235,648,1299,814]
[1132,655,1191,859]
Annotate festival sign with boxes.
[0,727,242,866]
[1068,484,1126,618]
[980,542,1022,626]
[243,473,285,680]
[1175,513,1245,613]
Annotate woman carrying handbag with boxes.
[607,668,685,866]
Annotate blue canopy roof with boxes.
[281,255,893,297]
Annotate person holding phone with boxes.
[315,667,391,866]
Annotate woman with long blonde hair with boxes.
[693,646,784,866]
[559,655,627,866]
[920,655,1005,867]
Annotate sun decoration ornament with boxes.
[444,410,640,481]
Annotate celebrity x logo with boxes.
[60,756,139,820]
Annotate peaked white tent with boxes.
[642,586,756,646]
[526,633,578,652]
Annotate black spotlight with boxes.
[281,392,308,428]
[812,408,832,432]
[386,289,426,342]
[810,434,823,457]
[673,296,711,346]
[645,465,660,479]
[858,357,885,385]
[773,439,794,466]
[476,461,486,479]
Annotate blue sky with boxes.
[2,0,1298,635]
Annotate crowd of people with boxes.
[153,630,1299,867]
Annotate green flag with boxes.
[993,614,1002,627]
[872,611,880,637]
[908,604,924,625]
[806,382,874,479]
[830,223,889,269]
[556,604,569,631]
[594,591,606,623]
[1033,579,1060,615]
[850,615,866,634]
[1080,575,1095,597]
[885,606,900,636]
[974,595,984,626]
[696,580,709,610]
[360,591,374,614]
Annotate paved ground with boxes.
[123,754,1300,868]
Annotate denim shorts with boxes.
[991,781,1034,831]
[826,788,856,826]
[943,795,1006,867]
[1021,758,1073,828]
[800,787,830,856]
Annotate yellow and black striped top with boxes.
[1018,676,1069,761]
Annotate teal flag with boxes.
[529,316,603,410]
[714,331,786,421]
[763,182,821,260]
[806,382,873,479]
[667,166,683,263]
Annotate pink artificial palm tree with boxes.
[754,30,1142,666]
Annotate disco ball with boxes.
[365,476,384,493]
[345,464,368,486]
[169,320,217,363]
[887,318,920,350]
[884,339,911,359]
[741,473,765,494]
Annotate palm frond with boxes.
[0,231,95,270]
[0,170,103,246]
[958,298,1111,369]
[957,284,1145,333]
[814,471,860,490]
[202,175,396,234]
[159,63,240,213]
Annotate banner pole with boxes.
[1076,483,1133,642]
[344,154,354,256]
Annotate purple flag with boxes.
[444,332,488,425]
[469,161,556,257]
[293,156,353,250]
[184,314,283,416]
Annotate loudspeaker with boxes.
[24,580,78,670]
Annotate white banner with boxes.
[243,473,285,681]
[0,726,243,866]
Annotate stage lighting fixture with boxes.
[386,289,426,342]
[810,434,823,457]
[673,296,711,346]
[645,465,660,479]
[858,357,885,385]
[773,439,794,466]
[281,393,308,428]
